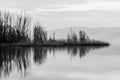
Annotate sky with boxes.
[0,0,120,30]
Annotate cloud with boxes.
[0,0,120,30]
[33,1,120,13]
[32,9,120,30]
[0,0,120,12]
[0,0,85,12]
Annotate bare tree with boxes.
[71,33,78,42]
[79,30,90,42]
[67,28,78,42]
[67,33,71,42]
[0,11,31,43]
[15,13,31,42]
[33,22,47,44]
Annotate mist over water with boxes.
[0,44,120,80]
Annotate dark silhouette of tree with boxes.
[71,32,78,42]
[67,29,78,42]
[79,30,90,42]
[33,22,47,44]
[67,33,71,42]
[0,11,31,43]
[66,29,91,43]
[15,14,31,43]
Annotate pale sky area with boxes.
[0,0,120,30]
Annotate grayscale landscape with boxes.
[48,27,120,44]
[0,0,120,80]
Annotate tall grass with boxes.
[0,10,101,45]
[33,22,47,44]
[0,11,31,43]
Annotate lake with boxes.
[0,44,120,80]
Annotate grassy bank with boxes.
[0,10,110,46]
[0,41,110,47]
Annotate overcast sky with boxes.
[0,0,120,30]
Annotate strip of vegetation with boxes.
[0,11,110,47]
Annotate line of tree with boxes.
[0,11,31,43]
[0,10,48,44]
[0,10,91,44]
[67,29,90,43]
[33,22,47,44]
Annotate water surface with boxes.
[0,45,120,80]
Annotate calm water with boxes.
[0,44,120,80]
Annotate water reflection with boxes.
[46,46,107,58]
[0,47,31,78]
[0,46,108,79]
[34,47,47,65]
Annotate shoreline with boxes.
[0,42,110,47]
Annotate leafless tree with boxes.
[0,11,31,43]
[33,22,47,44]
[79,30,90,42]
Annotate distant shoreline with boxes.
[0,41,110,47]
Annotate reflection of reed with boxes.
[34,47,47,64]
[0,47,31,77]
[0,46,108,78]
[66,46,103,58]
[46,46,108,58]
[0,47,48,78]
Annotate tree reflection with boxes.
[0,45,108,78]
[0,47,31,77]
[47,46,108,58]
[33,47,47,65]
[67,46,106,58]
